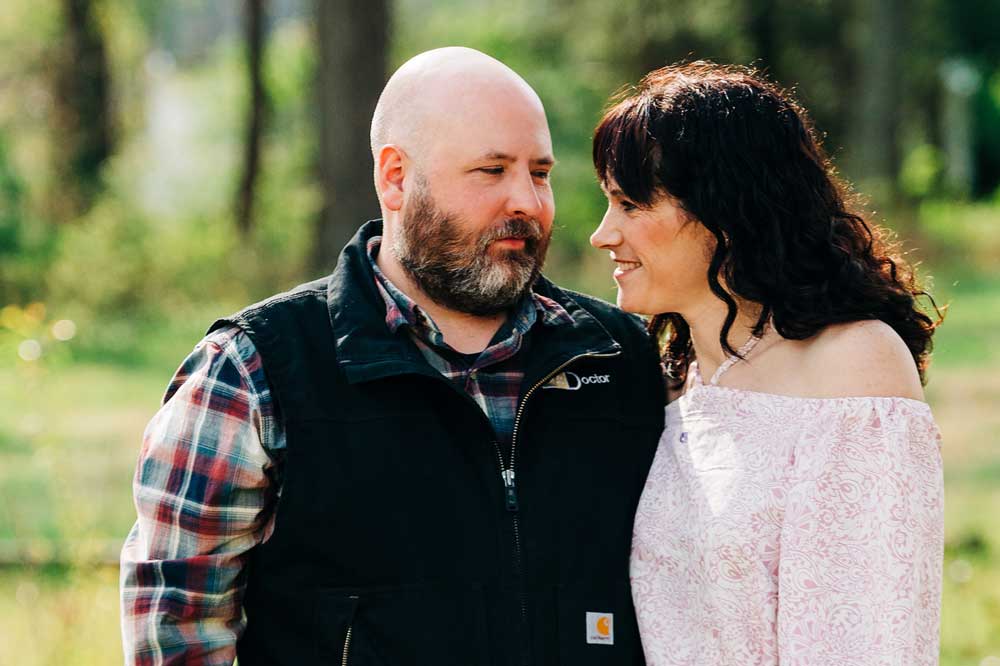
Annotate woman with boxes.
[590,62,944,665]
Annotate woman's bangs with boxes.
[593,98,659,205]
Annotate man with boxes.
[121,47,664,666]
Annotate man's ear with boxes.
[376,144,406,212]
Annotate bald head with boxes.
[370,47,548,165]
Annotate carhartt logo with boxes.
[586,612,614,645]
[543,372,612,391]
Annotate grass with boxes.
[0,363,167,547]
[1,208,999,664]
[0,353,174,664]
[934,365,1000,663]
[0,566,122,665]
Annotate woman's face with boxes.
[590,180,716,316]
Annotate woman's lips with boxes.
[614,260,642,278]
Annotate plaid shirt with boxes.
[120,237,572,665]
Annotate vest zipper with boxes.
[497,349,621,663]
[340,626,353,666]
[341,595,360,666]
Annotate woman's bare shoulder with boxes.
[799,319,924,401]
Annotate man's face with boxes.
[393,89,556,316]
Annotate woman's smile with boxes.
[613,257,643,278]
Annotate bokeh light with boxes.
[948,558,973,584]
[1,304,23,330]
[52,319,77,341]
[24,302,46,323]
[17,339,42,361]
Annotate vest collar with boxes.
[326,220,621,384]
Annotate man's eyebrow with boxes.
[476,151,515,162]
[474,151,556,166]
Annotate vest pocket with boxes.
[314,582,492,666]
[556,582,643,665]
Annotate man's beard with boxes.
[392,185,550,317]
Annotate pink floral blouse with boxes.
[631,364,944,666]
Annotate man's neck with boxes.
[376,246,508,355]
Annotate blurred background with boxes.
[0,0,997,663]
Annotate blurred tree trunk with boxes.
[235,0,269,236]
[52,0,114,220]
[939,59,980,198]
[311,0,388,274]
[825,0,856,153]
[849,0,904,210]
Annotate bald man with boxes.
[121,48,664,666]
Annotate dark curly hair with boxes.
[593,61,942,386]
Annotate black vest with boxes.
[220,221,664,666]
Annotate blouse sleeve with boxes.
[777,398,944,666]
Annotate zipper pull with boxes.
[502,468,519,512]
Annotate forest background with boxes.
[0,0,998,664]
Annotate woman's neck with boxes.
[684,299,765,381]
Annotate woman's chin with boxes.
[616,292,674,317]
[615,292,647,314]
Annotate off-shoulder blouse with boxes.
[631,360,944,666]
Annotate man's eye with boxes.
[479,166,504,175]
[533,170,551,181]
[620,200,638,212]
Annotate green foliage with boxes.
[0,2,63,304]
[48,198,155,319]
[0,133,52,306]
[264,19,316,123]
[23,16,319,367]
[0,134,22,253]
[926,271,1000,370]
[900,143,944,199]
[974,70,1000,198]
[919,200,1000,273]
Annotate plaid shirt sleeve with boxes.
[120,326,283,666]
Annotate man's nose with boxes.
[590,210,621,249]
[506,170,544,219]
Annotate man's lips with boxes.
[492,237,528,249]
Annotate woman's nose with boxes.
[590,210,621,249]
